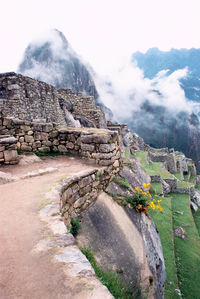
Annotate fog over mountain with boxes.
[18,29,99,101]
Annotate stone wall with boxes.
[58,89,106,128]
[0,117,121,168]
[0,72,66,125]
[0,135,18,165]
[60,168,116,227]
[0,72,106,129]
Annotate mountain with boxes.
[132,47,200,106]
[18,29,99,101]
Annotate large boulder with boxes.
[77,192,166,299]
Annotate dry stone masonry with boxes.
[0,72,106,129]
[0,117,121,168]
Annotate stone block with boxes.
[53,139,59,146]
[58,145,67,152]
[99,143,116,153]
[20,125,31,132]
[25,135,34,143]
[38,146,50,153]
[27,130,33,135]
[21,143,32,151]
[92,152,113,160]
[4,150,18,162]
[73,197,86,208]
[66,142,74,149]
[79,176,92,188]
[0,152,3,159]
[81,144,95,152]
[42,123,53,133]
[62,188,73,202]
[79,185,91,196]
[81,134,111,144]
[19,137,24,143]
[0,146,5,152]
[99,159,113,166]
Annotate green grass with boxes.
[113,177,131,190]
[149,196,179,299]
[173,173,182,181]
[177,180,193,188]
[196,184,200,191]
[125,147,130,159]
[151,182,163,194]
[192,209,200,237]
[133,151,173,179]
[81,248,132,298]
[35,151,72,157]
[171,193,200,299]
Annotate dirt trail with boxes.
[0,156,98,299]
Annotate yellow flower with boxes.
[135,187,139,192]
[143,183,147,188]
[158,200,162,203]
[147,183,151,188]
[157,204,162,211]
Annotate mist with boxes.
[94,60,192,123]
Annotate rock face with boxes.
[18,29,99,101]
[77,192,166,299]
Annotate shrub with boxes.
[70,217,81,237]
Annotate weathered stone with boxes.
[173,227,186,239]
[81,134,111,144]
[27,130,33,135]
[81,144,95,152]
[0,137,17,144]
[25,135,34,143]
[74,197,86,208]
[92,152,114,160]
[38,146,50,153]
[58,145,67,152]
[4,150,18,162]
[79,176,92,188]
[99,160,113,166]
[0,146,5,151]
[53,139,59,146]
[191,190,200,207]
[21,144,32,151]
[20,125,31,132]
[99,143,115,153]
[79,185,91,196]
[190,201,198,212]
[66,142,74,149]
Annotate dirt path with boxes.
[0,156,108,299]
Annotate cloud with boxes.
[94,60,192,122]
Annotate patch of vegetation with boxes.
[125,147,130,159]
[35,151,72,157]
[133,151,173,179]
[177,180,193,188]
[69,217,81,237]
[113,177,131,190]
[192,209,200,237]
[149,196,179,299]
[151,182,163,194]
[81,248,133,298]
[171,193,200,298]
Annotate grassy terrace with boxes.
[171,193,200,299]
[151,182,162,194]
[192,209,200,237]
[133,151,173,179]
[149,196,179,299]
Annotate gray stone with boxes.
[81,144,95,152]
[190,201,198,212]
[81,134,111,144]
[58,145,67,152]
[0,137,17,144]
[173,227,186,239]
[191,190,200,207]
[4,150,18,162]
[99,143,116,153]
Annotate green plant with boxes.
[81,248,132,298]
[124,184,162,214]
[70,217,81,237]
[113,177,131,190]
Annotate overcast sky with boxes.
[1,0,200,74]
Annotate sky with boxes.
[1,0,200,74]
